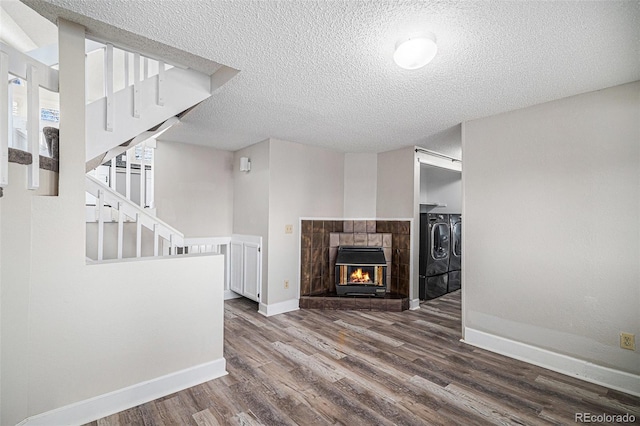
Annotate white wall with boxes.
[376,147,419,301]
[420,164,462,214]
[463,82,640,385]
[155,140,234,237]
[0,165,32,425]
[0,178,2,421]
[232,139,271,302]
[269,139,344,305]
[416,124,462,160]
[376,147,416,219]
[344,152,377,218]
[0,21,226,425]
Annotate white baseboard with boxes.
[463,328,640,397]
[18,358,227,426]
[224,289,242,300]
[259,298,299,317]
[409,298,420,310]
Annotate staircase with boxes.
[84,42,237,170]
[2,35,238,262]
[82,41,238,262]
[86,174,183,259]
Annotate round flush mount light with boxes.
[393,33,438,70]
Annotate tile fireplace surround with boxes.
[299,219,411,311]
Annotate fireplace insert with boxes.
[335,246,387,297]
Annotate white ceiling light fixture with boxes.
[393,33,438,70]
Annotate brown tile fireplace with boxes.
[299,219,411,311]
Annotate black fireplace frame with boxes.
[335,246,387,297]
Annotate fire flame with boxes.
[350,268,372,283]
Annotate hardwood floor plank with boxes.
[97,415,121,426]
[333,319,405,348]
[445,382,553,425]
[193,408,221,426]
[202,381,250,421]
[227,381,297,426]
[157,395,197,425]
[272,341,346,383]
[281,325,348,360]
[88,292,640,425]
[136,400,167,426]
[536,375,640,416]
[297,377,396,426]
[227,411,263,426]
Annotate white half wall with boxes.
[462,81,640,393]
[0,164,59,424]
[344,152,377,218]
[155,141,234,237]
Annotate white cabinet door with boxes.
[242,242,260,302]
[229,235,262,303]
[229,240,244,294]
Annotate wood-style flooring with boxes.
[89,291,640,425]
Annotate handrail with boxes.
[0,42,59,92]
[183,237,231,245]
[86,174,231,262]
[183,236,231,254]
[86,174,184,247]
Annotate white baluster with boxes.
[109,157,116,190]
[117,202,123,259]
[136,213,142,258]
[105,43,114,132]
[157,60,165,106]
[97,190,104,261]
[125,146,132,200]
[169,233,175,255]
[153,223,159,256]
[143,57,149,79]
[147,147,155,208]
[133,52,140,118]
[139,142,146,207]
[0,50,8,187]
[26,64,39,189]
[124,51,130,87]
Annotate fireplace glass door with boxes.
[337,265,384,286]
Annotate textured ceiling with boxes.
[22,1,640,157]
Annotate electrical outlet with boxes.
[284,280,289,289]
[285,224,293,234]
[620,332,635,350]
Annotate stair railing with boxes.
[86,174,183,260]
[1,41,59,190]
[86,175,228,262]
[183,237,231,255]
[86,40,174,126]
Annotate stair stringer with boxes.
[85,116,180,172]
[86,66,211,164]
